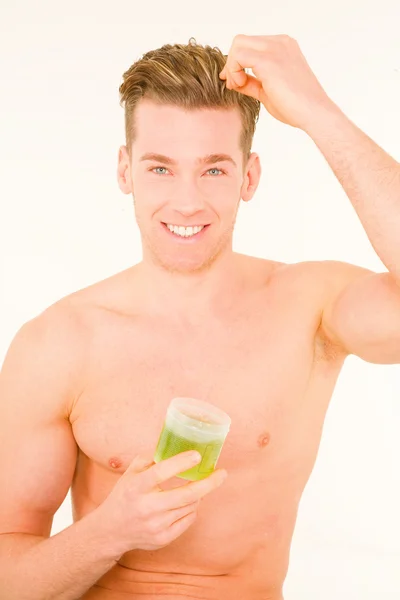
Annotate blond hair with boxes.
[119,37,261,169]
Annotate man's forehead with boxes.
[131,101,243,165]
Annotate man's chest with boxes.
[70,306,328,476]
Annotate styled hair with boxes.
[118,37,261,169]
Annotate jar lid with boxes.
[167,397,231,437]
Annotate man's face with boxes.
[119,99,260,274]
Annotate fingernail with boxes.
[191,451,202,463]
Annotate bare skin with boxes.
[58,252,347,600]
[3,36,399,600]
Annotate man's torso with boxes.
[63,254,347,599]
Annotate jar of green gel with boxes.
[154,397,231,480]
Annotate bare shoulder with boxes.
[236,253,348,291]
[64,264,141,317]
[244,256,374,360]
[236,252,368,283]
[9,297,86,362]
[1,297,87,421]
[298,258,373,284]
[235,253,326,309]
[267,257,373,295]
[288,259,377,322]
[2,268,141,422]
[279,259,375,356]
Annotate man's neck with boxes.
[134,251,245,324]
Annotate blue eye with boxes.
[149,166,225,176]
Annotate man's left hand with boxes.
[220,34,336,131]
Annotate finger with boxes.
[164,500,199,527]
[228,72,264,102]
[222,67,247,89]
[162,509,198,544]
[223,59,246,87]
[231,67,248,87]
[220,45,264,99]
[124,454,156,476]
[157,468,227,510]
[140,451,202,490]
[221,38,261,81]
[219,46,248,82]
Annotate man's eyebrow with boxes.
[139,152,237,168]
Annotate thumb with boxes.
[231,72,264,103]
[123,454,155,476]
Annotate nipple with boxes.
[109,457,122,469]
[258,432,271,448]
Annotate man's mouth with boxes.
[162,223,209,238]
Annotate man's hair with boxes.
[119,37,261,168]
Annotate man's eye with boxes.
[151,166,168,175]
[149,166,225,176]
[207,168,224,176]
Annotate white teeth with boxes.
[166,224,205,237]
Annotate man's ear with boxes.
[117,145,133,195]
[241,153,261,202]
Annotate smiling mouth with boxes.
[162,223,210,238]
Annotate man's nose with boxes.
[171,182,206,216]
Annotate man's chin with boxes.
[153,255,215,275]
[142,230,233,274]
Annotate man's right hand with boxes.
[96,451,228,556]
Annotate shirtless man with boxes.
[0,34,399,600]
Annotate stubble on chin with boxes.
[140,222,235,275]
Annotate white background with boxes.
[1,1,399,598]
